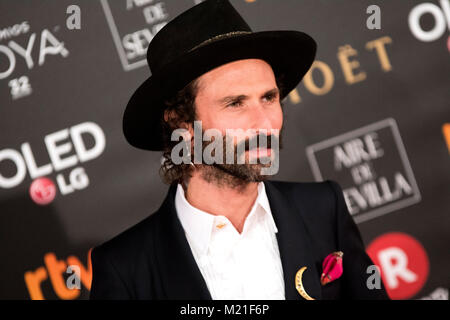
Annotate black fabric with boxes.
[122,0,317,151]
[90,180,390,300]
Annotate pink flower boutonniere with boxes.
[321,251,344,285]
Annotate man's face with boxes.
[191,59,283,185]
[195,58,283,138]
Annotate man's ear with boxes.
[163,109,175,124]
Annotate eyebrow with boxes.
[217,87,280,104]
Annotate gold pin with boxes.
[216,223,226,229]
[295,267,316,300]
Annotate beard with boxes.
[197,129,283,190]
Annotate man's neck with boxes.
[184,172,259,234]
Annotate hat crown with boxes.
[147,0,251,74]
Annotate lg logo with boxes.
[0,121,106,204]
[409,0,450,43]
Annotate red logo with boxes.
[29,177,56,205]
[367,232,429,299]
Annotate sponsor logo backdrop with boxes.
[0,0,449,300]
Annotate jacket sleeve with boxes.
[89,246,132,300]
[327,180,390,300]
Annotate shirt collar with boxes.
[175,182,278,257]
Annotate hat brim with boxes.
[123,30,317,151]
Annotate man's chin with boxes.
[210,163,270,183]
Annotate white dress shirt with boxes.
[175,182,285,300]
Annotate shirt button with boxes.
[216,222,227,229]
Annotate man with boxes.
[90,0,389,300]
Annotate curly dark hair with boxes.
[159,78,200,185]
[159,73,286,185]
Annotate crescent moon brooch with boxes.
[295,267,316,300]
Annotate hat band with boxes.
[188,31,252,52]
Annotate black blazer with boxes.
[90,180,389,300]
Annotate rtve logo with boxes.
[367,232,430,299]
[25,250,92,300]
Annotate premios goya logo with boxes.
[0,21,69,100]
[306,118,421,224]
[0,121,106,205]
[100,0,198,71]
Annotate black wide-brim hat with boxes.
[123,0,317,151]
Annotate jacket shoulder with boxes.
[91,208,163,272]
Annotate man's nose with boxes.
[252,104,277,131]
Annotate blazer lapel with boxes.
[153,184,212,299]
[264,181,322,300]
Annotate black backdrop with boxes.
[0,0,449,300]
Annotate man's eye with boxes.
[263,94,276,102]
[227,100,243,108]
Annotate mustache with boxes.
[234,133,277,152]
